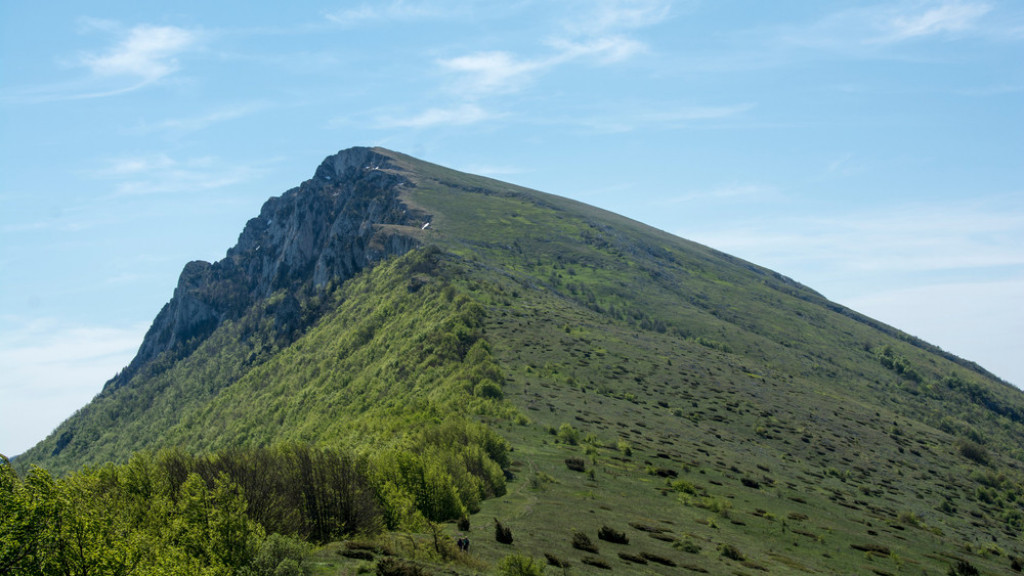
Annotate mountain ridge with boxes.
[11,146,1024,575]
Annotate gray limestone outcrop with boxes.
[111,147,424,388]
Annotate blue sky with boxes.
[2,0,1022,456]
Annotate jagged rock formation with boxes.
[111,147,425,389]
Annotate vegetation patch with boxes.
[618,552,647,564]
[571,530,599,553]
[581,556,611,569]
[494,519,514,544]
[640,552,677,566]
[597,525,629,544]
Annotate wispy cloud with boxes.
[668,183,779,204]
[561,0,673,36]
[91,154,264,197]
[785,1,996,53]
[438,51,546,95]
[325,1,463,25]
[2,21,199,103]
[79,24,197,82]
[0,318,148,456]
[875,1,992,42]
[435,0,670,96]
[376,103,497,128]
[133,101,271,134]
[575,102,755,133]
[683,198,1024,277]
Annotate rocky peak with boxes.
[110,147,426,389]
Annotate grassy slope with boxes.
[379,151,1024,575]
[17,148,1024,574]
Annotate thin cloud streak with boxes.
[561,0,673,36]
[876,1,992,42]
[325,1,466,25]
[683,200,1024,276]
[0,319,147,456]
[574,102,755,133]
[376,104,497,128]
[80,24,197,81]
[133,101,271,134]
[436,0,669,96]
[3,22,199,103]
[91,154,265,197]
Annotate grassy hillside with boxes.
[11,148,1024,575]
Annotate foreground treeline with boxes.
[1,418,508,576]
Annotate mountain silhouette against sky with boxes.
[12,147,1024,576]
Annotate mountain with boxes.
[13,147,1024,575]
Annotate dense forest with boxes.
[2,418,508,575]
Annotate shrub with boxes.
[719,543,745,561]
[557,423,580,445]
[457,515,470,531]
[618,552,647,564]
[581,557,610,569]
[376,558,428,576]
[544,553,570,568]
[571,531,599,553]
[616,440,632,457]
[497,554,543,576]
[494,519,514,544]
[474,379,504,400]
[597,525,629,544]
[948,560,980,576]
[640,552,677,566]
[564,457,586,472]
[253,533,311,576]
[673,537,702,554]
[958,441,989,465]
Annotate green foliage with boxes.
[497,553,544,576]
[0,456,262,576]
[13,149,1024,576]
[250,533,311,576]
[597,525,628,544]
[719,542,745,561]
[494,519,514,544]
[556,423,580,445]
[0,426,507,575]
[571,530,598,553]
[958,440,990,465]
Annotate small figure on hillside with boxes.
[456,537,466,552]
[463,537,470,552]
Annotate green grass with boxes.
[13,147,1024,575]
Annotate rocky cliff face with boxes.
[111,147,425,388]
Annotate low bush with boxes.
[673,537,702,554]
[958,441,989,465]
[581,556,610,569]
[618,552,647,564]
[497,553,543,576]
[641,552,677,566]
[544,553,570,568]
[949,560,980,576]
[571,531,599,553]
[597,525,629,544]
[494,519,514,544]
[564,457,586,472]
[719,543,745,561]
[376,558,428,576]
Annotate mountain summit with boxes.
[15,147,1024,574]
